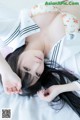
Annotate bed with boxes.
[0,82,80,120]
[0,1,80,120]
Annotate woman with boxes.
[0,3,80,116]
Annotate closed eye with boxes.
[23,67,31,71]
[36,72,41,77]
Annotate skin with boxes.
[0,53,22,94]
[18,50,44,85]
[18,5,80,80]
[17,6,80,100]
[1,5,80,97]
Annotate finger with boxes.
[37,90,44,94]
[41,89,46,94]
[3,87,12,95]
[37,91,51,102]
[7,88,13,92]
[15,82,22,91]
[44,92,49,96]
[37,91,45,99]
[11,87,19,93]
[38,90,49,97]
[6,87,18,94]
[6,88,16,94]
[18,89,23,94]
[10,86,22,94]
[43,89,49,94]
[12,87,18,91]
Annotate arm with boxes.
[37,82,80,102]
[58,81,80,94]
[0,52,12,73]
[0,52,22,94]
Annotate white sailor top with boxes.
[30,3,80,96]
[0,9,40,57]
[0,8,80,97]
[46,32,80,96]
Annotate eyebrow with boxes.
[23,67,40,78]
[23,67,31,71]
[36,72,41,77]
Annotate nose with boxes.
[32,62,40,73]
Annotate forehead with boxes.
[18,51,33,65]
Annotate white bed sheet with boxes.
[0,2,80,119]
[0,83,80,120]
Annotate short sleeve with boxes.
[0,9,40,51]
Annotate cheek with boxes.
[42,64,44,72]
[20,59,33,70]
[38,63,44,74]
[24,56,34,64]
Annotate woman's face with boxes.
[18,50,44,85]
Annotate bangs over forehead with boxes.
[17,68,42,96]
[17,68,34,87]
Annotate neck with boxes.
[25,38,45,56]
[25,28,53,57]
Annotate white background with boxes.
[0,0,79,20]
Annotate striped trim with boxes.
[3,29,20,47]
[20,24,40,37]
[5,25,20,44]
[50,41,61,68]
[0,25,20,48]
[0,24,40,48]
[20,24,39,35]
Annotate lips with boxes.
[35,56,42,61]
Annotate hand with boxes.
[0,53,22,95]
[37,85,60,102]
[1,69,22,95]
